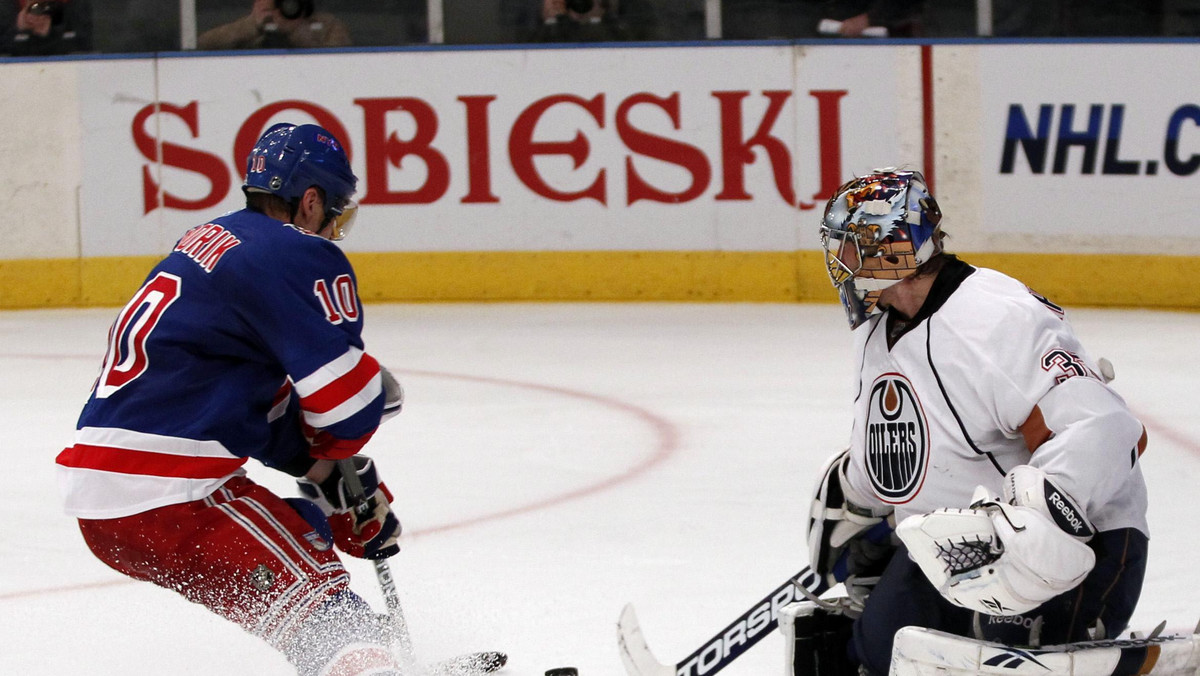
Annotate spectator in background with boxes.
[817,0,923,37]
[527,0,656,41]
[1,0,92,55]
[197,0,350,50]
[990,0,1163,37]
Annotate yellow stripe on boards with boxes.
[350,251,823,302]
[966,253,1195,309]
[0,252,1194,310]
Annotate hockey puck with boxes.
[545,668,578,676]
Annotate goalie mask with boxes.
[819,169,943,329]
[244,123,359,240]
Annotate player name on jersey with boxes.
[174,222,242,273]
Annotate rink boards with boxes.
[1,42,1198,309]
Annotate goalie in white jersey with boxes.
[803,169,1150,675]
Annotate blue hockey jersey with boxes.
[57,208,385,519]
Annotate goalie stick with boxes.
[617,566,828,676]
[337,458,506,675]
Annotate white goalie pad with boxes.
[896,501,1095,616]
[889,625,1200,676]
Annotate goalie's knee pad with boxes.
[781,601,860,676]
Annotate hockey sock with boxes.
[281,590,399,676]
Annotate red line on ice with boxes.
[399,368,681,538]
[1,366,679,601]
[1133,409,1200,457]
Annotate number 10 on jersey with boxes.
[313,274,359,325]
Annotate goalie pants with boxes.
[75,475,381,665]
[851,528,1148,676]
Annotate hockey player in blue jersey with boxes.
[57,123,408,675]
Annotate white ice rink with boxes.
[2,302,1198,675]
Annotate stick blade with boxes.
[618,603,675,676]
[427,651,508,675]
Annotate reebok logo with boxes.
[1044,481,1093,537]
[987,614,1037,630]
[1048,491,1085,533]
[979,596,1015,615]
[982,648,1050,671]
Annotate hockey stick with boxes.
[337,457,417,663]
[337,458,507,675]
[618,566,829,676]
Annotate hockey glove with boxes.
[297,455,402,560]
[380,365,403,423]
[807,448,897,590]
[896,465,1095,616]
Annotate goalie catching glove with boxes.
[896,465,1096,616]
[297,455,401,560]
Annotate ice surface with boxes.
[2,303,1196,675]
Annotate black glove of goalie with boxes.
[807,449,897,592]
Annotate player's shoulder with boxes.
[929,267,1072,355]
[955,267,1066,330]
[207,209,350,266]
[165,209,354,297]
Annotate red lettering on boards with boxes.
[134,90,848,213]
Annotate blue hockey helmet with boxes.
[243,123,359,240]
[819,169,943,329]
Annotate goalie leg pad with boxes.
[781,601,858,676]
[891,625,1200,676]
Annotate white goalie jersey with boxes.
[840,265,1149,537]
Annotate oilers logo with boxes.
[864,373,929,502]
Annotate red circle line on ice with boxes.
[397,367,682,538]
[0,364,681,601]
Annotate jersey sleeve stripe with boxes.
[297,355,383,429]
[298,351,380,415]
[300,380,382,429]
[292,347,368,398]
[57,444,247,479]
